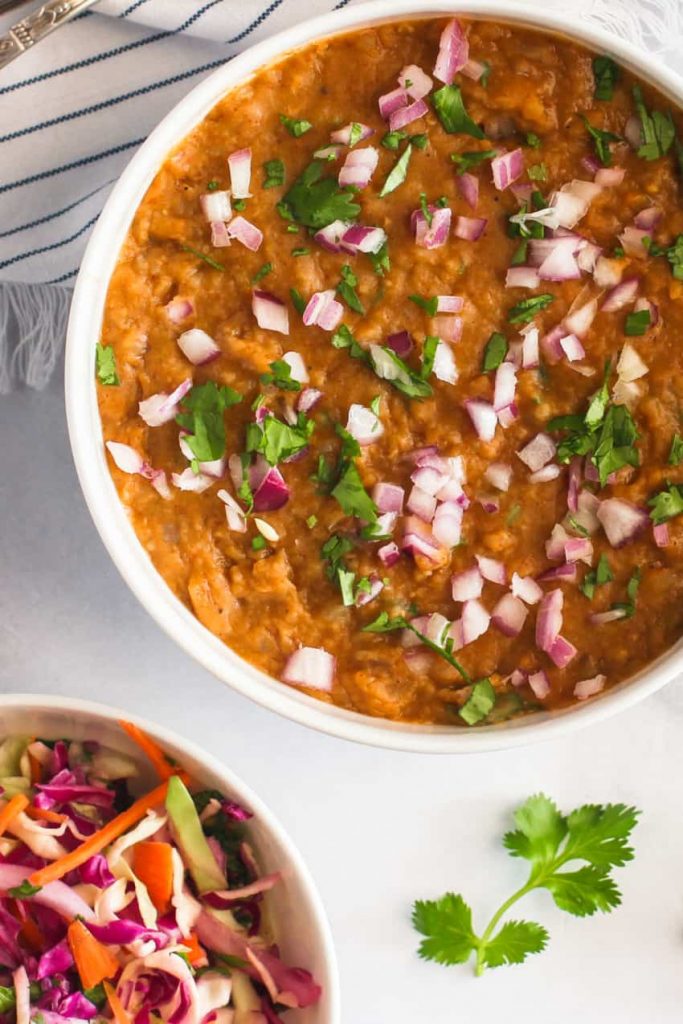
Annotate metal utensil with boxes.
[0,0,100,72]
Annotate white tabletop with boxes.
[2,363,683,1023]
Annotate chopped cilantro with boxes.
[176,382,242,462]
[206,179,220,191]
[632,85,675,160]
[233,198,246,212]
[260,359,302,392]
[279,113,313,137]
[281,160,360,228]
[411,133,429,150]
[381,130,406,151]
[370,395,382,416]
[479,61,492,87]
[369,344,434,399]
[624,309,651,336]
[611,567,641,618]
[95,343,119,386]
[290,287,306,315]
[331,323,369,362]
[181,244,224,271]
[451,148,497,174]
[433,85,485,138]
[369,240,390,276]
[252,262,273,284]
[262,159,285,189]
[525,132,542,148]
[380,142,413,197]
[321,533,354,579]
[580,553,613,599]
[8,881,41,898]
[421,336,440,380]
[246,411,314,466]
[276,200,294,222]
[286,224,299,233]
[528,163,547,182]
[332,460,377,522]
[668,433,683,465]
[251,535,267,551]
[506,503,521,525]
[580,115,620,166]
[337,264,365,314]
[409,293,438,316]
[648,482,683,524]
[507,294,554,325]
[348,122,364,147]
[420,192,433,227]
[362,610,472,682]
[612,245,625,258]
[459,679,496,726]
[593,55,620,101]
[647,234,683,280]
[510,240,529,266]
[306,514,318,528]
[291,247,310,257]
[482,332,508,371]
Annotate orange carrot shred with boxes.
[0,795,29,838]
[68,920,119,990]
[180,932,206,967]
[24,806,67,825]
[118,721,178,781]
[18,918,44,953]
[27,781,170,889]
[27,751,43,786]
[132,841,174,914]
[103,981,131,1024]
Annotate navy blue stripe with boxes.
[1,56,227,144]
[120,0,153,16]
[333,0,351,7]
[44,268,78,285]
[0,0,227,97]
[0,179,114,240]
[226,0,284,45]
[0,138,144,197]
[0,213,99,271]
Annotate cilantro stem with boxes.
[474,882,535,976]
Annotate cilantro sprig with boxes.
[580,114,620,167]
[279,113,313,137]
[313,425,378,523]
[260,359,302,392]
[331,324,435,400]
[176,382,242,462]
[413,794,639,976]
[362,611,473,685]
[246,411,314,466]
[632,85,675,161]
[648,481,683,524]
[451,148,497,174]
[592,55,620,101]
[95,343,119,386]
[281,160,360,228]
[507,294,554,325]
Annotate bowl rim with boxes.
[65,0,683,754]
[0,692,341,1022]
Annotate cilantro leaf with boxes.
[368,241,390,276]
[8,880,41,898]
[337,264,365,314]
[176,382,242,462]
[181,244,224,271]
[432,85,485,138]
[95,343,119,386]
[409,293,438,316]
[246,412,314,466]
[380,142,413,197]
[581,552,612,599]
[279,113,313,137]
[459,679,496,725]
[413,894,477,965]
[508,294,554,325]
[592,55,620,101]
[527,163,547,182]
[262,159,285,189]
[290,287,306,315]
[368,344,434,399]
[525,132,541,148]
[482,332,508,371]
[413,793,639,976]
[252,262,273,283]
[624,309,650,335]
[648,482,683,524]
[421,336,439,381]
[633,85,675,160]
[260,359,302,392]
[668,433,683,465]
[451,148,497,174]
[381,129,406,151]
[331,323,370,362]
[282,160,361,228]
[362,611,471,682]
[580,114,620,166]
[331,461,377,522]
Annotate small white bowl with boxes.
[65,0,683,753]
[0,694,340,1024]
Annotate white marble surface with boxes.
[2,364,683,1022]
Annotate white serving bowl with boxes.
[65,0,683,753]
[0,694,339,1024]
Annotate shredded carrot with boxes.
[27,751,43,786]
[18,917,44,953]
[24,806,67,825]
[103,981,131,1024]
[118,721,178,781]
[132,841,174,914]
[27,781,170,889]
[0,794,29,838]
[180,932,206,967]
[68,919,119,990]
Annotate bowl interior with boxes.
[65,0,683,753]
[0,696,339,1024]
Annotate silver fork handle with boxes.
[0,0,100,72]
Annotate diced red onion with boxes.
[390,97,429,132]
[458,173,479,209]
[559,333,585,362]
[355,575,384,608]
[567,457,581,513]
[318,297,344,332]
[387,331,413,357]
[511,573,543,605]
[625,114,642,149]
[453,215,487,241]
[546,523,570,560]
[536,589,563,653]
[574,674,606,699]
[506,341,523,367]
[582,154,601,176]
[537,563,578,583]
[313,219,349,253]
[407,485,437,522]
[497,403,519,429]
[436,295,464,314]
[283,647,335,691]
[105,441,144,475]
[602,277,639,313]
[589,609,627,625]
[529,464,561,484]
[538,244,581,282]
[228,148,252,199]
[432,339,458,384]
[492,593,528,637]
[451,565,483,602]
[281,351,308,384]
[401,517,443,561]
[338,147,379,189]
[528,670,550,699]
[465,399,497,441]
[433,17,469,84]
[461,599,490,645]
[425,612,451,646]
[517,433,556,472]
[617,342,648,382]
[577,242,602,274]
[521,324,540,367]
[563,295,598,338]
[373,482,404,513]
[491,149,524,190]
[139,378,192,428]
[252,290,289,335]
[653,522,669,547]
[432,501,463,547]
[210,220,231,248]
[330,122,374,145]
[303,289,334,327]
[461,58,487,81]
[479,495,500,514]
[347,403,384,446]
[177,328,220,365]
[547,634,577,668]
[434,315,463,344]
[411,465,448,496]
[378,86,408,121]
[634,295,659,327]
[447,620,464,650]
[595,166,625,187]
[619,225,650,259]
[548,189,589,229]
[484,462,512,492]
[593,255,624,289]
[340,223,388,254]
[250,458,290,512]
[506,266,540,289]
[378,541,401,567]
[493,362,517,412]
[172,468,215,493]
[166,296,194,324]
[226,216,263,252]
[413,207,452,249]
[398,63,433,100]
[564,537,593,564]
[315,144,344,161]
[511,182,534,205]
[597,498,649,547]
[476,554,506,585]
[634,205,661,230]
[200,191,231,223]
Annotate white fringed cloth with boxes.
[0,0,681,392]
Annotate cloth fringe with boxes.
[0,282,71,395]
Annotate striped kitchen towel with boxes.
[0,0,682,392]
